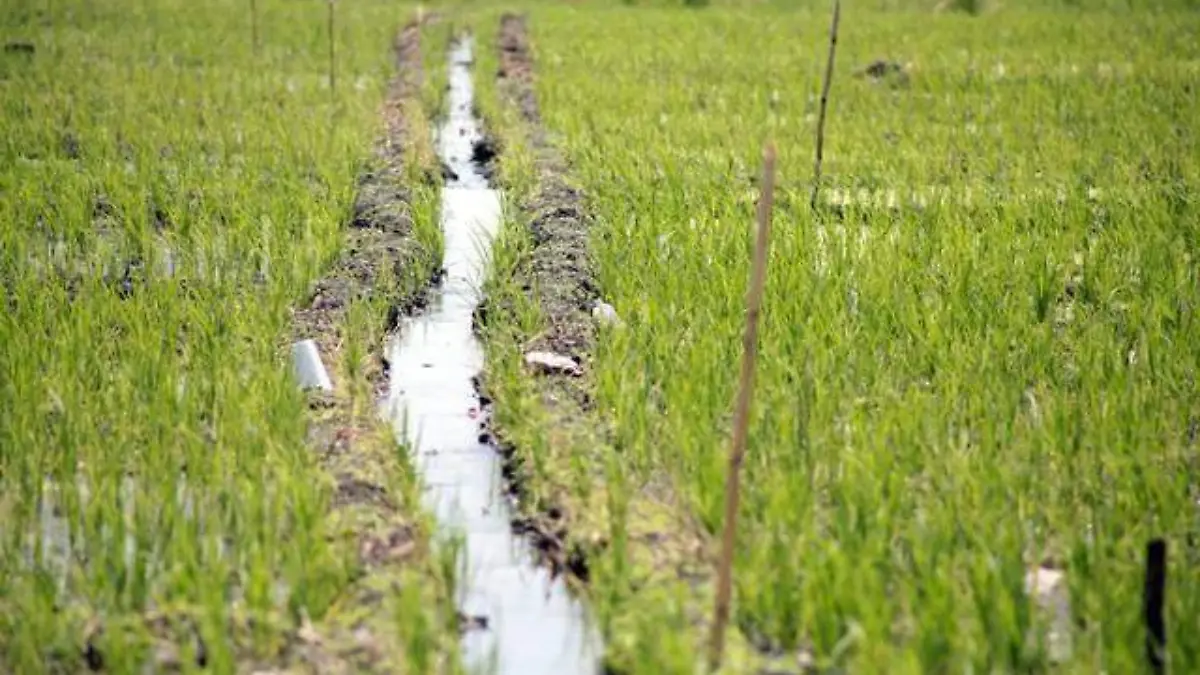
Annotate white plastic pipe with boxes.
[291,339,333,391]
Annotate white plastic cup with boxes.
[291,339,333,391]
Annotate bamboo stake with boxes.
[810,0,841,212]
[327,0,336,95]
[251,0,259,56]
[708,142,777,672]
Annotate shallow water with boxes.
[383,38,602,675]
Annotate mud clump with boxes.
[855,58,911,86]
[470,136,498,166]
[458,613,490,632]
[350,172,413,235]
[60,132,81,159]
[860,59,902,78]
[469,135,500,182]
[496,13,599,362]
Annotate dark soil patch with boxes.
[470,135,498,167]
[473,12,606,586]
[854,58,911,87]
[470,135,500,181]
[494,13,598,360]
[497,15,540,125]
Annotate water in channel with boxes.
[383,37,602,675]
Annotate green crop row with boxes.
[524,6,1198,672]
[0,0,451,671]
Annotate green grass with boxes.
[477,4,1199,672]
[0,0,456,671]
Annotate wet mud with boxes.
[495,15,598,363]
[479,16,606,584]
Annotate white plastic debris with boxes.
[1024,566,1073,662]
[591,301,622,327]
[524,351,582,377]
[292,339,334,391]
[1025,566,1064,601]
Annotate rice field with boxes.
[1,1,458,671]
[3,0,1198,673]
[475,2,1200,673]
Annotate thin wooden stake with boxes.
[250,0,259,56]
[1145,539,1167,674]
[327,0,337,95]
[810,0,841,212]
[708,143,777,672]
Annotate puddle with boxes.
[13,474,207,599]
[18,237,277,294]
[383,37,602,675]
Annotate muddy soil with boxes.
[486,16,713,616]
[494,13,599,380]
[479,13,607,584]
[292,22,437,357]
[292,15,433,500]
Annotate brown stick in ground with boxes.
[250,0,259,55]
[708,142,777,672]
[327,0,337,95]
[810,0,841,212]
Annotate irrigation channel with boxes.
[382,38,603,675]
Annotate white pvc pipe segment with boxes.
[291,339,334,392]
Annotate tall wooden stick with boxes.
[810,0,841,212]
[708,143,777,672]
[251,0,259,56]
[327,0,337,95]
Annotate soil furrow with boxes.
[484,11,604,583]
[274,18,458,674]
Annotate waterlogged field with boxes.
[518,5,1200,672]
[0,0,452,671]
